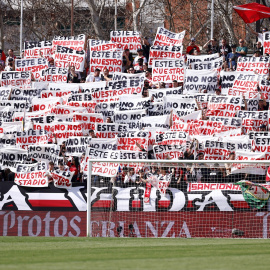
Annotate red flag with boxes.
[233,2,270,24]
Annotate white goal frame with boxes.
[87,159,270,237]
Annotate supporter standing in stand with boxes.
[0,52,5,67]
[254,41,263,56]
[67,65,81,83]
[133,48,147,71]
[227,45,240,70]
[122,49,132,72]
[45,161,55,183]
[186,38,200,55]
[101,68,113,81]
[219,39,232,60]
[203,38,219,54]
[5,49,16,66]
[236,39,248,56]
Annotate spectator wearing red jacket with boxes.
[186,38,200,55]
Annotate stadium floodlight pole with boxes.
[211,0,214,39]
[86,161,92,237]
[20,0,23,54]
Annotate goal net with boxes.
[87,159,270,238]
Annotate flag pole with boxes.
[211,0,214,39]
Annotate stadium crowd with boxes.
[0,28,270,189]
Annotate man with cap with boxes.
[186,38,201,55]
[133,48,147,71]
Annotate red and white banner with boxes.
[237,110,268,131]
[15,58,48,80]
[0,71,31,88]
[54,46,85,72]
[148,45,183,67]
[24,41,53,60]
[153,27,185,46]
[152,58,185,83]
[90,51,122,73]
[52,34,85,51]
[110,31,142,53]
[52,170,73,189]
[153,144,184,160]
[89,39,120,52]
[40,67,68,82]
[237,56,270,75]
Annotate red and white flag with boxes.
[234,3,270,24]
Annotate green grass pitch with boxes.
[1,237,270,270]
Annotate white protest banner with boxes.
[95,101,119,121]
[148,45,183,67]
[119,95,150,111]
[79,82,107,95]
[206,96,242,117]
[52,34,85,51]
[40,67,68,82]
[114,109,146,130]
[24,40,53,60]
[89,39,120,51]
[0,71,31,88]
[152,58,185,83]
[153,144,184,160]
[153,27,185,46]
[0,106,14,126]
[246,94,260,111]
[65,136,90,157]
[249,131,270,140]
[86,146,119,160]
[0,100,29,112]
[0,87,11,100]
[11,88,41,102]
[117,130,149,151]
[0,121,23,134]
[141,115,170,130]
[90,51,122,73]
[186,53,219,65]
[50,122,84,144]
[216,128,243,138]
[89,138,117,151]
[68,93,92,102]
[259,79,270,101]
[90,162,119,177]
[50,105,85,116]
[0,134,16,147]
[155,131,189,145]
[110,31,142,53]
[149,87,182,102]
[253,136,270,159]
[0,147,28,172]
[73,113,103,131]
[16,129,51,149]
[54,46,85,72]
[231,151,266,175]
[192,120,227,136]
[190,56,223,70]
[237,56,270,75]
[41,90,73,100]
[28,144,60,162]
[119,150,147,160]
[220,71,241,95]
[48,82,79,92]
[15,162,48,187]
[175,110,202,123]
[237,110,268,131]
[209,116,242,129]
[108,78,143,92]
[15,58,48,80]
[204,137,251,160]
[147,102,164,117]
[52,170,74,189]
[95,123,128,139]
[263,32,270,54]
[66,101,96,113]
[231,73,259,92]
[32,97,62,113]
[184,69,218,94]
[112,72,145,81]
[163,96,197,116]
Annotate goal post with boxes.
[87,159,270,238]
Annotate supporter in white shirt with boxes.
[133,48,147,71]
[124,167,137,184]
[86,68,102,82]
